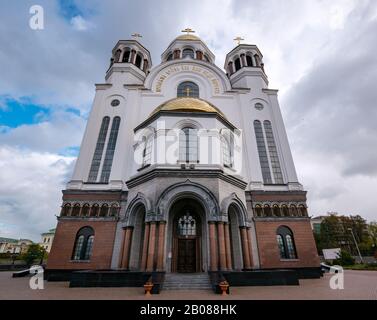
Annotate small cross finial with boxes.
[233,36,244,45]
[181,28,195,35]
[131,33,142,40]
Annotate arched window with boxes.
[100,204,108,217]
[254,120,273,184]
[290,205,298,217]
[90,204,99,217]
[276,226,297,259]
[254,54,261,67]
[114,49,121,62]
[264,205,272,217]
[71,204,81,217]
[142,135,153,167]
[177,211,197,236]
[135,54,142,68]
[273,204,281,217]
[182,48,194,59]
[179,127,198,163]
[204,54,210,62]
[234,57,241,71]
[255,205,263,217]
[281,205,289,217]
[298,205,307,217]
[177,81,199,98]
[110,204,119,217]
[88,117,110,182]
[263,120,284,184]
[61,204,71,216]
[166,53,173,61]
[81,204,90,217]
[100,117,121,183]
[221,131,233,168]
[72,227,95,261]
[246,55,253,67]
[122,49,130,62]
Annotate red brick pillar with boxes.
[217,222,227,271]
[240,227,252,269]
[209,222,218,271]
[118,228,126,268]
[156,221,166,271]
[246,227,253,267]
[224,222,232,270]
[143,59,149,73]
[146,222,157,272]
[121,227,133,269]
[140,222,150,271]
[130,49,136,64]
[240,53,246,67]
[174,49,181,59]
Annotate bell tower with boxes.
[106,34,152,85]
[224,38,268,90]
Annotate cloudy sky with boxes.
[0,0,376,241]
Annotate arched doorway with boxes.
[169,199,204,273]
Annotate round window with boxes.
[255,103,264,111]
[111,99,120,107]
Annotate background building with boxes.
[39,229,56,253]
[0,238,33,254]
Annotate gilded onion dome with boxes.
[150,97,226,118]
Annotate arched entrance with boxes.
[169,199,205,273]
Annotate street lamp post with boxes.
[348,228,363,264]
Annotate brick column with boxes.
[130,49,136,64]
[240,53,246,67]
[121,227,133,269]
[240,227,252,269]
[224,222,232,270]
[246,227,253,267]
[217,222,227,271]
[118,228,126,268]
[146,222,157,272]
[156,221,166,271]
[208,222,218,271]
[140,222,150,271]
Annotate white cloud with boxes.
[70,15,94,31]
[0,146,75,241]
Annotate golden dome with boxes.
[150,97,226,118]
[175,34,201,41]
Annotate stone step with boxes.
[163,273,212,290]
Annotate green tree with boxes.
[20,244,45,266]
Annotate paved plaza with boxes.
[0,270,376,300]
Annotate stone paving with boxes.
[0,270,376,300]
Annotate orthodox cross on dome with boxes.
[181,28,195,35]
[131,33,142,40]
[233,36,244,45]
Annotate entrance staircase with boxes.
[163,273,212,290]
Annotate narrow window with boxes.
[72,227,95,261]
[253,120,272,184]
[246,55,253,66]
[142,135,153,167]
[135,54,142,68]
[179,127,198,163]
[264,121,284,184]
[122,50,130,62]
[100,117,121,183]
[90,204,99,217]
[177,81,199,98]
[88,117,110,182]
[276,226,297,259]
[221,131,233,168]
[167,53,173,61]
[234,57,241,71]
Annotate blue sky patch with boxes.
[0,96,51,128]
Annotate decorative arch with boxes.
[220,193,248,226]
[156,180,220,222]
[125,192,153,225]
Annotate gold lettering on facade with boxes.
[155,65,221,94]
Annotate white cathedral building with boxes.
[47,30,320,288]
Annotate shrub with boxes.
[333,250,355,266]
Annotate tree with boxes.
[20,244,44,266]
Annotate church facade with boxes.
[47,31,320,277]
